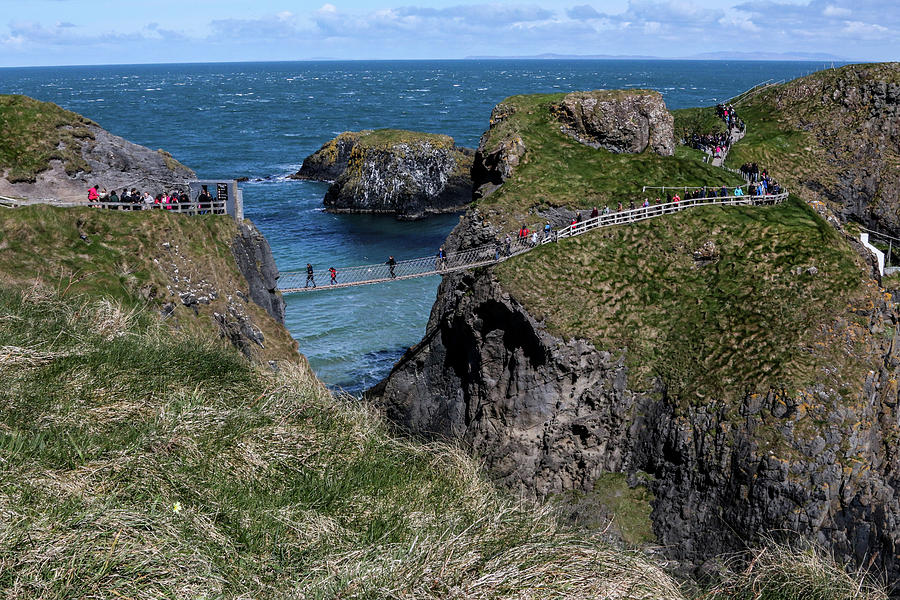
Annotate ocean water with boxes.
[0,59,838,391]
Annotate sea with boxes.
[0,59,839,392]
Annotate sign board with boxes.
[188,180,244,221]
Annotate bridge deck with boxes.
[280,192,788,293]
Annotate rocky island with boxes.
[370,64,900,589]
[291,128,474,220]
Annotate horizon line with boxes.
[1,56,881,71]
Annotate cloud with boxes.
[567,4,602,19]
[823,4,851,17]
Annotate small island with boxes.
[291,129,475,220]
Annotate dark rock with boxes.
[292,130,475,220]
[231,220,285,325]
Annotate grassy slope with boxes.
[474,89,882,403]
[724,63,900,207]
[0,283,692,599]
[0,283,885,599]
[0,95,96,183]
[496,196,874,400]
[474,93,744,231]
[0,205,297,364]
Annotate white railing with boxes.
[279,192,788,293]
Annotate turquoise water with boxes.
[0,59,838,391]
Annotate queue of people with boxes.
[86,184,218,212]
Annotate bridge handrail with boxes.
[279,191,788,292]
[1,198,227,215]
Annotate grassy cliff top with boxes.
[0,205,297,364]
[476,86,883,402]
[0,93,193,185]
[0,94,96,183]
[496,196,877,401]
[724,63,900,206]
[337,128,462,151]
[473,92,743,230]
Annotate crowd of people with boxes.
[86,184,218,212]
[685,103,746,158]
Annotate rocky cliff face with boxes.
[231,221,286,325]
[551,90,675,156]
[371,260,900,587]
[0,95,195,201]
[370,73,900,590]
[291,129,475,220]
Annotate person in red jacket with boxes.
[87,184,99,206]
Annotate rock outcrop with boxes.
[550,90,675,155]
[291,129,475,220]
[0,94,195,201]
[471,103,528,200]
[370,71,900,590]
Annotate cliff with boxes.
[725,62,900,235]
[0,205,295,365]
[370,72,900,588]
[0,94,195,202]
[291,129,474,220]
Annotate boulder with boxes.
[550,90,675,156]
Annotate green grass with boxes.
[0,94,96,183]
[0,284,694,599]
[355,128,458,150]
[472,93,744,230]
[0,283,886,599]
[495,196,872,401]
[672,106,727,141]
[0,204,298,364]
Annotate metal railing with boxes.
[0,197,227,215]
[279,191,788,293]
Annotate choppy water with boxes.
[0,59,838,391]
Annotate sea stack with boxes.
[291,129,474,220]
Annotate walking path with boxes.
[278,192,788,293]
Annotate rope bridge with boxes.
[279,192,788,293]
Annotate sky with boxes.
[0,0,896,67]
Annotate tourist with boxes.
[329,267,337,285]
[305,263,316,288]
[734,186,744,197]
[108,189,119,208]
[87,184,99,204]
[590,206,599,219]
[437,247,446,270]
[386,256,397,278]
[530,231,539,246]
[543,221,551,239]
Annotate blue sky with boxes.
[0,0,896,66]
